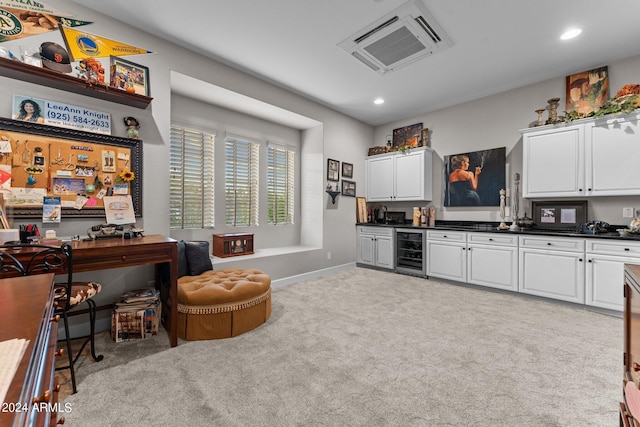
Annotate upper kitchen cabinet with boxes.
[521,112,640,198]
[521,123,584,198]
[365,147,433,202]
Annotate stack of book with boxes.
[111,287,161,342]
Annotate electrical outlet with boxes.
[624,207,634,218]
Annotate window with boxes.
[267,144,294,224]
[225,135,259,226]
[169,126,215,229]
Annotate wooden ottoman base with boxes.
[176,269,271,340]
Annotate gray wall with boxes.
[373,54,640,227]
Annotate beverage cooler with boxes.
[395,229,426,276]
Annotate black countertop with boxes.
[356,221,640,241]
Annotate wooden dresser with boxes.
[0,274,63,426]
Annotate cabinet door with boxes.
[519,248,585,303]
[394,150,424,201]
[586,254,638,311]
[467,244,518,291]
[587,117,640,196]
[366,155,393,201]
[426,241,466,282]
[522,125,584,198]
[357,234,375,265]
[375,235,394,269]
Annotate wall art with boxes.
[566,66,609,115]
[444,147,506,207]
[392,123,422,148]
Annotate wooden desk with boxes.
[0,274,60,427]
[5,235,179,347]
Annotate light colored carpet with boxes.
[62,267,622,426]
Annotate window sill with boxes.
[211,245,319,265]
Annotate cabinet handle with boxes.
[579,188,583,192]
[625,248,630,251]
[588,259,592,263]
[579,258,583,262]
[443,235,447,238]
[489,238,493,241]
[546,242,552,246]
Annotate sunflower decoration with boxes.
[115,169,135,184]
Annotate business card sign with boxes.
[12,94,111,135]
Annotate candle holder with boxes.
[498,189,509,230]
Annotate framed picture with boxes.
[0,118,142,218]
[531,200,587,231]
[356,197,367,223]
[327,158,339,181]
[109,56,150,96]
[342,162,353,178]
[342,180,356,197]
[444,147,506,207]
[566,66,609,114]
[392,122,422,148]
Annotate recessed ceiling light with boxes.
[374,98,384,105]
[560,28,582,40]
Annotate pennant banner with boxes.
[0,6,90,42]
[61,26,152,61]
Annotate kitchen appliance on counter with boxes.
[382,211,406,225]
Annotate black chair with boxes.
[0,243,103,394]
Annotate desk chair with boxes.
[0,243,103,394]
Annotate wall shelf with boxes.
[326,190,340,204]
[0,57,153,109]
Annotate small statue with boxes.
[124,116,140,139]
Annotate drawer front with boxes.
[586,239,640,257]
[358,226,393,237]
[518,235,585,252]
[73,243,175,271]
[467,232,518,247]
[427,230,466,242]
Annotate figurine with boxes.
[124,116,140,139]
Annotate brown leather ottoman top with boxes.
[177,268,271,306]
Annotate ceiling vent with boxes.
[338,0,452,74]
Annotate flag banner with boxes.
[61,26,152,61]
[0,6,90,42]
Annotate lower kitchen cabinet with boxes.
[519,235,586,304]
[467,233,518,291]
[586,240,640,311]
[426,230,467,282]
[356,226,394,270]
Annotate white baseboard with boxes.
[271,262,356,289]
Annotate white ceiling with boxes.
[73,0,640,127]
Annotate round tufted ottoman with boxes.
[176,268,271,340]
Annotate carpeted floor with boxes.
[61,267,622,426]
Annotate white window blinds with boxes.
[170,126,215,229]
[225,136,259,226]
[267,146,294,224]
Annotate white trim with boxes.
[271,262,356,289]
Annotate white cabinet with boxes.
[365,147,433,202]
[585,240,640,311]
[426,230,467,282]
[356,226,394,270]
[521,123,584,198]
[586,114,640,196]
[518,236,585,304]
[521,113,640,198]
[467,233,518,291]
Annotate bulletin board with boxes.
[0,118,142,218]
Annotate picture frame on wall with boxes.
[342,180,356,197]
[392,122,422,148]
[342,162,353,178]
[565,66,609,115]
[327,158,339,181]
[109,56,150,96]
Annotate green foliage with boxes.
[563,95,638,122]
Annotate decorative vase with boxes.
[547,98,561,123]
[535,108,545,126]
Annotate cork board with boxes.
[0,118,142,218]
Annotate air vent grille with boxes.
[338,0,452,74]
